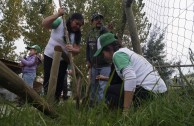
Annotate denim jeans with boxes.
[90,66,111,103]
[23,72,36,88]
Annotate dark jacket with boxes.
[86,26,110,67]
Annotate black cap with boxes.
[91,12,104,21]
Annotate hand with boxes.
[57,7,65,16]
[19,62,24,67]
[96,75,108,81]
[87,62,91,69]
[65,44,74,52]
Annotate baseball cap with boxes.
[91,12,104,21]
[94,33,116,57]
[26,45,41,53]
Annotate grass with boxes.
[1,86,194,126]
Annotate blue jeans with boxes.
[90,66,111,103]
[23,72,36,88]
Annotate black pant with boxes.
[105,84,154,109]
[43,55,68,99]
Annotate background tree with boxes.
[0,0,23,60]
[121,0,151,49]
[20,0,54,75]
[21,0,54,50]
[143,25,174,80]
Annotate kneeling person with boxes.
[94,33,167,110]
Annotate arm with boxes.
[122,67,137,109]
[113,52,137,109]
[42,7,65,29]
[96,75,109,81]
[123,91,134,109]
[65,43,80,56]
[20,56,36,67]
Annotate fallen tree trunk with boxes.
[0,61,58,118]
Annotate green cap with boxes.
[26,45,41,53]
[93,33,116,57]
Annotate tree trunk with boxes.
[123,0,142,55]
[0,61,58,118]
[117,7,126,42]
[47,46,62,105]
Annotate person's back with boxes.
[94,32,167,110]
[114,47,167,93]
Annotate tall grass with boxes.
[1,86,194,126]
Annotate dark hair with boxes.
[103,40,122,52]
[66,13,84,44]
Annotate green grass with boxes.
[1,86,194,126]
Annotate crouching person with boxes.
[93,33,167,110]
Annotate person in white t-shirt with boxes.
[42,7,84,102]
[94,33,167,110]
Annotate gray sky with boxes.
[143,0,194,75]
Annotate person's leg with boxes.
[23,73,36,88]
[55,60,68,101]
[98,66,111,102]
[133,86,154,108]
[89,67,98,105]
[43,55,52,95]
[105,84,124,109]
[63,74,68,100]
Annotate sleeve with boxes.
[113,52,131,71]
[21,57,36,66]
[113,52,137,91]
[51,18,62,29]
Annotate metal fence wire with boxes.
[143,0,194,80]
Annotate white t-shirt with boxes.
[113,47,167,93]
[44,18,75,59]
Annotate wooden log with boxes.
[47,46,62,105]
[123,0,142,55]
[0,61,57,118]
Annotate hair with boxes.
[103,40,122,52]
[66,13,84,44]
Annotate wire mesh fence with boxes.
[143,0,194,83]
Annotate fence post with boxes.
[47,46,62,105]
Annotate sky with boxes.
[143,0,194,76]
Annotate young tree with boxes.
[144,26,174,80]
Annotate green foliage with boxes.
[121,0,152,47]
[133,0,151,43]
[0,0,23,60]
[0,38,17,60]
[21,0,54,50]
[144,25,174,80]
[1,86,194,125]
